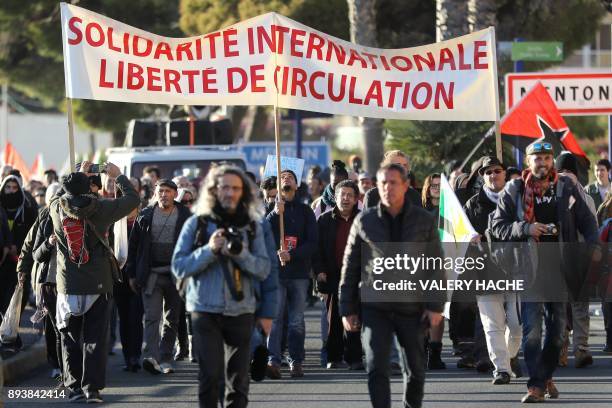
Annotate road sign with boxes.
[236,141,330,179]
[511,42,563,62]
[505,72,612,116]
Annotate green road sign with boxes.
[511,42,563,62]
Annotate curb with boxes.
[1,337,47,385]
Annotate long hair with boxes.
[194,163,264,221]
[422,173,441,208]
[598,191,612,225]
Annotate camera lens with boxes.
[227,239,243,255]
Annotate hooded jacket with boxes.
[0,175,37,250]
[49,175,140,295]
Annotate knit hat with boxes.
[555,152,578,175]
[62,172,91,196]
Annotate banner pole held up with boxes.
[274,105,286,266]
[66,98,76,171]
[489,27,503,162]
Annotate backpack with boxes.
[59,208,89,266]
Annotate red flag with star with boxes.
[501,82,590,183]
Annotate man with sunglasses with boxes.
[491,142,598,403]
[464,156,522,385]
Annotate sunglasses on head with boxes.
[485,168,504,176]
[529,142,552,153]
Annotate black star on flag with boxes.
[535,116,569,156]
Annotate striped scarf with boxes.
[521,168,558,223]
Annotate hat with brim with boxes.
[478,156,506,176]
[156,179,178,191]
[526,141,554,156]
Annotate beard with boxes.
[532,166,551,179]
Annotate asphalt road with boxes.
[3,304,612,407]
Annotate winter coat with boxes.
[0,175,37,251]
[266,197,318,280]
[313,206,360,294]
[585,182,605,211]
[49,175,140,295]
[31,208,55,283]
[171,213,271,316]
[256,219,279,319]
[339,198,446,317]
[490,175,599,300]
[126,202,192,287]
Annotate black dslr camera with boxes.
[224,227,244,255]
[542,223,559,236]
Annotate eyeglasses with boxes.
[181,199,194,205]
[484,168,504,176]
[430,184,440,190]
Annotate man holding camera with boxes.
[49,161,139,403]
[490,142,598,403]
[172,164,270,408]
[266,169,318,378]
[127,179,191,375]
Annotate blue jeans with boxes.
[521,302,567,390]
[361,307,426,408]
[267,278,309,365]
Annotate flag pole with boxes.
[66,97,76,172]
[458,126,495,173]
[490,27,503,162]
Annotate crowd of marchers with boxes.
[0,144,610,407]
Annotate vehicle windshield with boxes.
[132,159,245,186]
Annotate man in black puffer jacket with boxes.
[339,163,445,408]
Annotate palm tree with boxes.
[468,0,497,31]
[347,0,384,175]
[436,0,469,41]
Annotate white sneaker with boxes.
[142,357,162,375]
[160,362,174,374]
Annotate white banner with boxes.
[61,3,499,121]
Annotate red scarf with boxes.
[521,168,558,223]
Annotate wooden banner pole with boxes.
[66,98,76,171]
[274,105,286,261]
[489,27,503,162]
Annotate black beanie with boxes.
[63,172,91,196]
[89,174,102,189]
[555,152,578,176]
